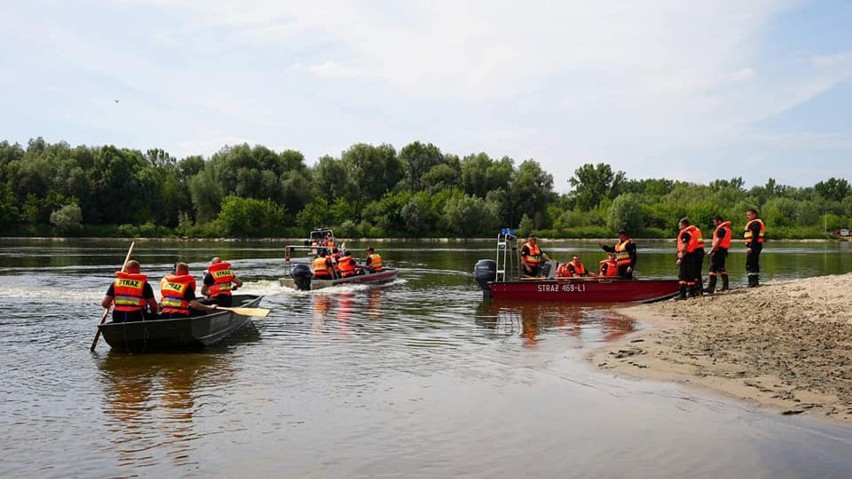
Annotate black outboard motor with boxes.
[474,259,497,297]
[290,263,313,291]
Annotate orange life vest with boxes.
[713,221,732,250]
[113,272,148,312]
[556,263,572,278]
[521,242,542,267]
[207,262,236,297]
[159,274,196,315]
[338,256,357,277]
[599,259,619,277]
[570,261,587,276]
[678,225,705,254]
[614,238,633,267]
[367,253,383,271]
[744,218,765,244]
[312,257,332,277]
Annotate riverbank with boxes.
[588,274,852,424]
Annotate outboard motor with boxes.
[474,259,497,297]
[290,263,313,291]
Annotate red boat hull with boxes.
[488,278,679,303]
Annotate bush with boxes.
[49,204,83,234]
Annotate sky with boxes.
[1,0,851,193]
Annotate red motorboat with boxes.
[474,230,679,303]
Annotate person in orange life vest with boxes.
[675,217,706,300]
[598,252,620,277]
[520,235,551,277]
[557,255,592,278]
[101,259,159,323]
[598,229,636,279]
[337,250,360,278]
[201,257,243,307]
[704,215,732,294]
[555,262,573,278]
[160,262,218,319]
[567,255,592,277]
[312,250,334,279]
[365,247,384,272]
[744,208,766,288]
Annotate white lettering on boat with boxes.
[536,283,588,293]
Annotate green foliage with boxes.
[1,137,850,240]
[49,203,83,234]
[217,196,286,238]
[606,193,644,234]
[568,163,626,211]
[442,193,499,236]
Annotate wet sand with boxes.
[588,274,852,424]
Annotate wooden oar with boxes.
[216,306,270,318]
[90,241,135,351]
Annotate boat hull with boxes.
[488,278,679,303]
[279,269,399,290]
[98,294,263,353]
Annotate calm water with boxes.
[1,237,851,478]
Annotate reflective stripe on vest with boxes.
[160,274,195,315]
[207,262,235,297]
[744,219,765,244]
[614,238,633,267]
[113,272,147,312]
[367,254,383,271]
[313,257,331,275]
[521,242,541,266]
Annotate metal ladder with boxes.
[495,230,520,281]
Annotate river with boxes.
[1,237,851,478]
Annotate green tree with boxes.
[399,141,445,191]
[568,163,626,211]
[50,203,83,234]
[216,196,286,237]
[606,193,644,233]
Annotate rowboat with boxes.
[474,231,679,303]
[98,294,264,353]
[279,264,399,290]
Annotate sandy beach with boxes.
[588,274,852,424]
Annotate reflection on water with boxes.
[2,238,851,478]
[97,352,232,470]
[474,300,637,346]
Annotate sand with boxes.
[588,274,852,424]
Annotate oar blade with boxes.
[221,307,270,318]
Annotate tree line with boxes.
[1,137,850,239]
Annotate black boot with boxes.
[688,284,698,298]
[720,275,729,291]
[704,276,716,294]
[747,275,758,287]
[674,285,687,300]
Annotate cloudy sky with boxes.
[2,0,850,192]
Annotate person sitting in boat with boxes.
[101,259,159,322]
[160,262,218,319]
[201,257,243,307]
[312,250,335,279]
[520,235,551,277]
[365,247,383,272]
[598,252,620,278]
[337,250,360,278]
[557,255,592,278]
